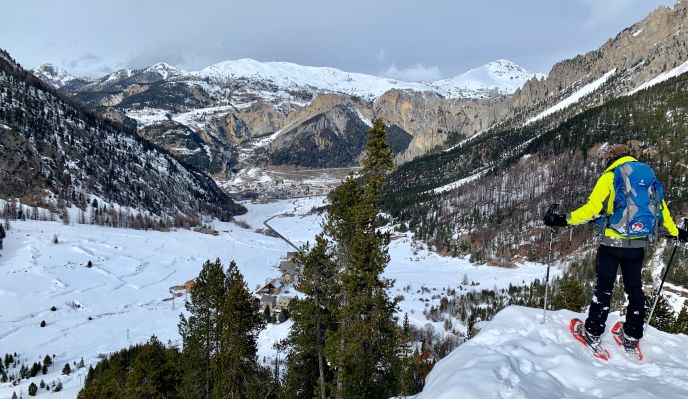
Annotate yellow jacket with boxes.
[566,156,679,238]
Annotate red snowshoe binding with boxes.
[569,318,610,361]
[611,321,644,361]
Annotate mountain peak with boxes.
[31,63,77,88]
[143,62,183,79]
[429,59,545,99]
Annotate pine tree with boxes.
[396,313,415,396]
[324,118,401,399]
[178,258,226,399]
[28,382,37,396]
[673,300,688,334]
[552,276,587,312]
[282,236,338,399]
[62,363,71,375]
[126,336,181,398]
[646,294,676,332]
[211,260,267,399]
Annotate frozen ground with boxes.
[0,197,554,398]
[413,306,688,399]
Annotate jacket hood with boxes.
[604,156,637,172]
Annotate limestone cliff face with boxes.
[373,90,511,162]
[512,1,688,116]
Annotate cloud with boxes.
[61,53,115,77]
[383,63,442,82]
[64,53,101,69]
[126,42,187,70]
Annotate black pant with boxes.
[584,244,646,339]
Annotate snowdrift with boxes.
[414,306,688,399]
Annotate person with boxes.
[544,144,688,353]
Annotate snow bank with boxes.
[413,306,688,399]
[626,59,688,96]
[525,69,616,125]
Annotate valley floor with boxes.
[0,197,552,398]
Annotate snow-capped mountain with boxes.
[193,58,539,100]
[31,63,80,89]
[144,61,184,79]
[428,59,546,99]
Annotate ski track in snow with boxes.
[0,197,553,398]
[414,306,688,399]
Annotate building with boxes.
[257,281,280,295]
[260,294,277,311]
[275,295,293,312]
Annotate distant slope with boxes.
[0,48,245,220]
[413,306,688,399]
[383,64,688,263]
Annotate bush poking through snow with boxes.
[40,320,46,328]
[62,363,71,375]
[52,234,58,244]
[86,260,93,268]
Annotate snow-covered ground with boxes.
[413,306,688,399]
[525,69,617,125]
[626,58,688,96]
[0,197,554,398]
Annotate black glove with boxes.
[679,227,688,243]
[544,212,567,227]
[544,203,568,227]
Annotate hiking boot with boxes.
[611,321,644,360]
[574,321,602,347]
[581,327,602,347]
[622,333,639,351]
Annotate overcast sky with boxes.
[0,0,676,80]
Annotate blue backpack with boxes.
[607,161,664,238]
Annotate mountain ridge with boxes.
[1,47,245,221]
[33,57,541,100]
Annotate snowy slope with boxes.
[143,62,184,79]
[626,58,688,96]
[0,205,293,398]
[429,59,546,99]
[525,69,617,125]
[414,306,688,399]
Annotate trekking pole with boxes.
[646,218,688,329]
[542,203,559,324]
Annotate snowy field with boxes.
[414,306,688,399]
[0,197,554,398]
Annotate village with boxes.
[169,251,301,324]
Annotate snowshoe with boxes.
[611,321,644,361]
[569,318,610,360]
